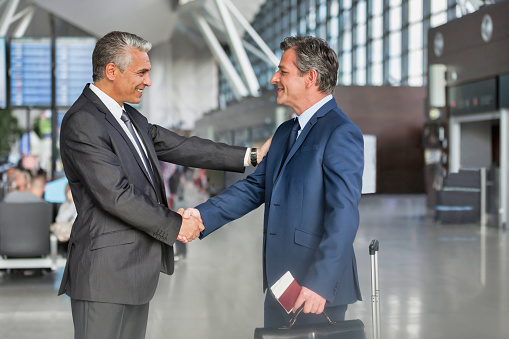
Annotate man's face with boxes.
[270,48,307,114]
[13,170,27,192]
[112,48,151,105]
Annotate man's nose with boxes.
[270,71,280,84]
[144,73,152,87]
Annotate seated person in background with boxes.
[50,184,77,242]
[3,169,43,203]
[29,174,47,199]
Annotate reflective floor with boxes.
[1,194,508,339]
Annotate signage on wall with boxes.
[448,78,497,116]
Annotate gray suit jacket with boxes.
[58,84,246,305]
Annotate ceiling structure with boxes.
[29,0,266,46]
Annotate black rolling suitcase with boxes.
[254,239,381,339]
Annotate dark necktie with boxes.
[285,117,300,157]
[282,117,300,165]
[121,110,156,189]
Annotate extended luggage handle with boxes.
[370,239,381,339]
[287,304,334,328]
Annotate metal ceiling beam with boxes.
[214,0,260,97]
[0,0,35,37]
[193,11,249,100]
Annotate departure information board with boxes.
[10,37,52,107]
[0,38,6,109]
[56,37,95,107]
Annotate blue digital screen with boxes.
[10,37,52,107]
[0,38,6,109]
[9,37,96,108]
[56,37,95,107]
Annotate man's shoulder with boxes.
[3,191,44,203]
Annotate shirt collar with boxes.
[296,94,333,130]
[89,83,125,119]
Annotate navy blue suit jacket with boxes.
[198,98,363,306]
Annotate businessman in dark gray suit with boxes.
[58,31,266,339]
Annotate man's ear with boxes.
[105,62,117,81]
[305,69,318,88]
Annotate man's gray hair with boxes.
[92,31,152,82]
[280,36,339,94]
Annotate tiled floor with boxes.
[1,194,508,338]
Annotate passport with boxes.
[270,271,302,313]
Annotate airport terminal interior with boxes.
[1,0,509,338]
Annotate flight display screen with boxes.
[10,37,52,107]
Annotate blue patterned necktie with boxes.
[121,110,156,188]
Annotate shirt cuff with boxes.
[244,148,251,167]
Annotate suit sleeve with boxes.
[61,110,182,245]
[301,122,364,302]
[149,124,246,173]
[196,153,268,237]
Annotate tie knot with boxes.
[121,110,130,123]
[292,118,300,132]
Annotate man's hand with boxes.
[176,208,203,243]
[293,286,326,314]
[257,136,273,164]
[183,208,202,221]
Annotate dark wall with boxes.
[333,86,427,193]
[428,2,509,87]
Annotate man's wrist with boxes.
[250,148,258,166]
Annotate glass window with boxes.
[330,0,339,16]
[371,63,383,85]
[342,51,352,85]
[390,31,401,57]
[372,38,383,63]
[372,16,383,39]
[408,22,423,50]
[372,0,383,16]
[409,0,423,23]
[408,49,423,78]
[356,68,366,85]
[389,56,401,84]
[390,6,402,31]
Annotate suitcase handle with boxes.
[288,304,334,328]
[369,239,379,255]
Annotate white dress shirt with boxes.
[296,94,333,138]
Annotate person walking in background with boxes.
[58,31,269,339]
[183,36,364,328]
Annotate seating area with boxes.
[0,202,66,271]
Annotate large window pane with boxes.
[356,68,366,85]
[390,6,402,31]
[372,0,383,16]
[372,39,383,63]
[389,32,401,56]
[372,16,383,39]
[409,0,423,23]
[408,49,423,77]
[409,22,423,50]
[371,63,383,85]
[389,56,401,84]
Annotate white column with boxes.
[449,117,461,173]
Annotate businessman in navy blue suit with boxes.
[183,36,364,327]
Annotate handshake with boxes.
[176,208,203,243]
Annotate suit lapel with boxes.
[124,106,165,203]
[273,98,338,183]
[84,86,163,201]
